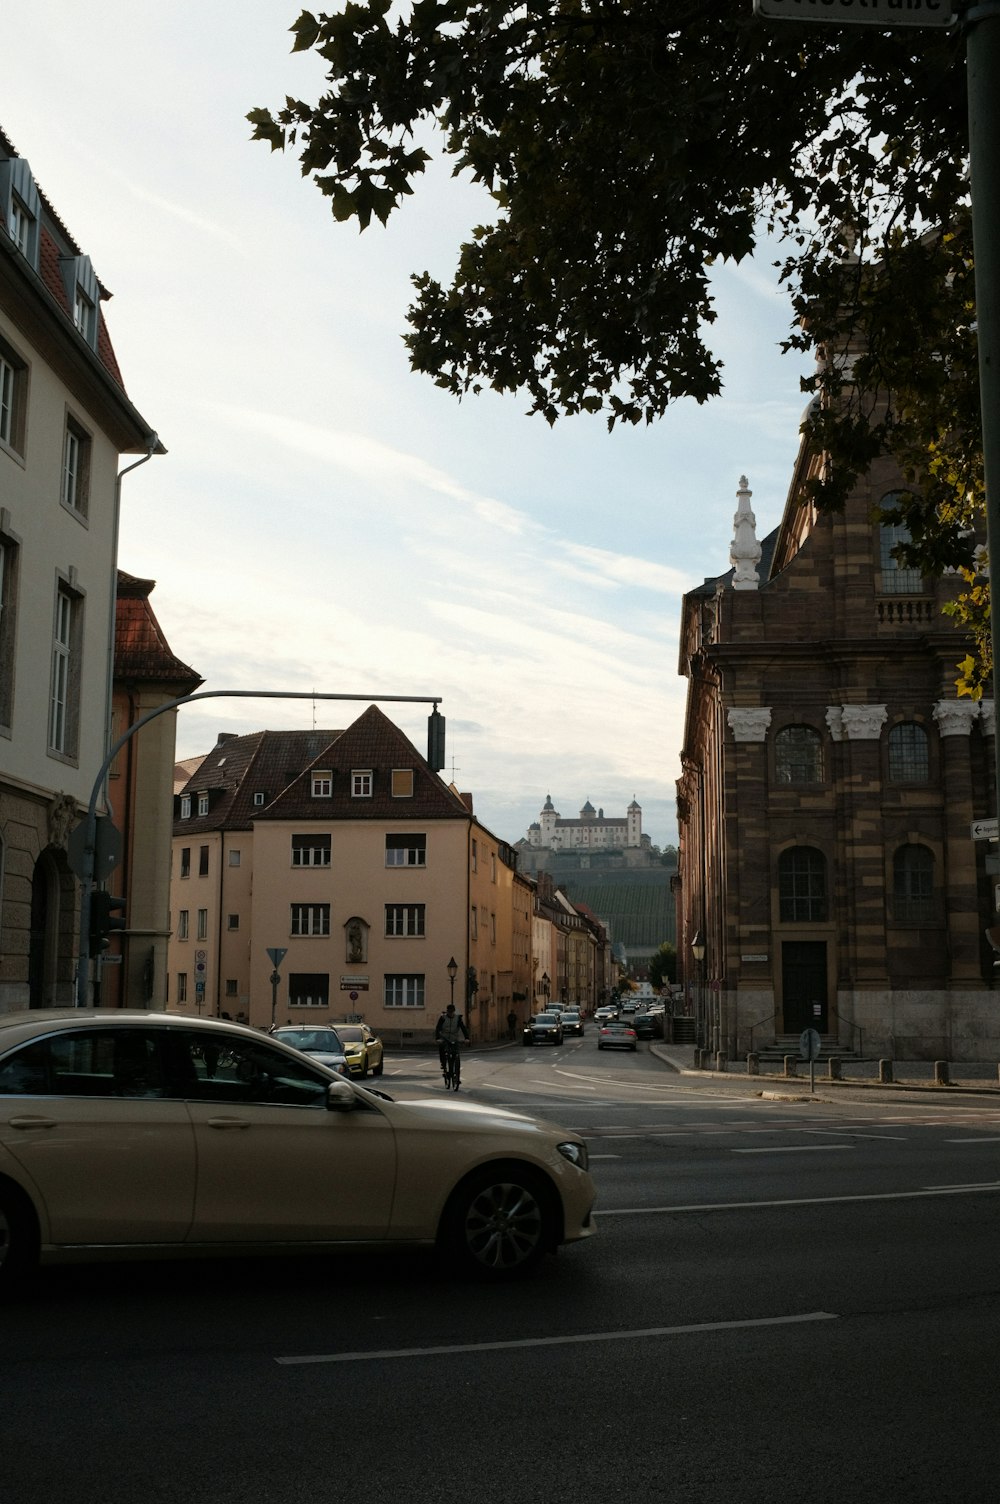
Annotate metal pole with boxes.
[967,4,1000,828]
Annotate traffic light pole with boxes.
[75,688,444,1007]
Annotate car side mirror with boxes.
[326,1078,356,1112]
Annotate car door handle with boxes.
[206,1116,251,1130]
[7,1116,58,1129]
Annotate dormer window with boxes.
[0,157,41,270]
[59,253,99,351]
[180,795,191,819]
[74,288,95,343]
[311,770,332,798]
[391,769,414,797]
[352,770,373,798]
[10,196,34,257]
[197,792,209,816]
[253,791,266,807]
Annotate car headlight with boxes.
[556,1140,589,1171]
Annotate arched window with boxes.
[893,845,935,924]
[879,492,923,594]
[888,722,930,783]
[774,726,824,785]
[779,847,827,923]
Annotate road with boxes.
[4,1036,999,1504]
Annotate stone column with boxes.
[726,707,774,1051]
[933,699,983,984]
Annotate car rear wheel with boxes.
[372,1058,384,1077]
[441,1166,556,1278]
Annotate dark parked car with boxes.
[633,1012,663,1040]
[523,1012,564,1046]
[561,1010,584,1037]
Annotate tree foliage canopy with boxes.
[249,2,984,682]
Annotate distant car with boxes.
[619,1000,639,1016]
[598,1021,638,1052]
[595,1005,618,1023]
[523,1012,564,1046]
[326,1022,384,1078]
[0,1010,596,1281]
[271,1026,351,1076]
[561,1010,584,1037]
[633,1012,663,1040]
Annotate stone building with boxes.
[676,465,996,1064]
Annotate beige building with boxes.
[168,706,523,1042]
[0,126,161,1012]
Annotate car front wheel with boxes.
[441,1166,557,1278]
[372,1058,384,1077]
[0,1183,39,1289]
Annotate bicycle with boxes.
[440,1038,461,1091]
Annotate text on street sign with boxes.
[754,0,953,26]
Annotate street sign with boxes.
[971,818,999,841]
[67,816,122,881]
[754,0,954,26]
[266,947,288,968]
[800,1027,822,1062]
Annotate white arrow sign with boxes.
[971,818,999,841]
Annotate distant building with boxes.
[524,794,644,857]
[168,705,526,1041]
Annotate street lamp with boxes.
[690,929,706,1053]
[447,956,458,1011]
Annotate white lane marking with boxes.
[599,1182,1000,1215]
[944,1137,1000,1144]
[731,1145,854,1154]
[802,1129,907,1141]
[276,1311,837,1366]
[589,1154,622,1160]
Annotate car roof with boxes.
[0,1009,266,1054]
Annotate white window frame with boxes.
[177,909,189,940]
[384,973,425,1008]
[352,769,373,798]
[311,770,332,798]
[391,768,414,797]
[291,903,331,937]
[385,833,426,867]
[180,795,191,819]
[49,583,80,758]
[61,417,91,517]
[197,792,209,816]
[385,903,426,937]
[292,834,332,868]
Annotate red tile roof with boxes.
[114,571,201,687]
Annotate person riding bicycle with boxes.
[435,1002,469,1072]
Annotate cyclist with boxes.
[435,1002,469,1080]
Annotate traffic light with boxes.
[89,889,126,952]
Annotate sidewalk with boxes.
[651,1041,1000,1097]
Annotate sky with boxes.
[6,2,813,851]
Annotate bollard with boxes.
[934,1060,949,1086]
[747,1052,759,1076]
[694,1048,704,1070]
[878,1059,893,1084]
[827,1057,841,1081]
[715,1050,728,1073]
[783,1054,797,1078]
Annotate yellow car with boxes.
[330,1022,384,1078]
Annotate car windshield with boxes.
[535,1014,560,1023]
[335,1027,363,1043]
[563,1012,580,1021]
[276,1029,343,1052]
